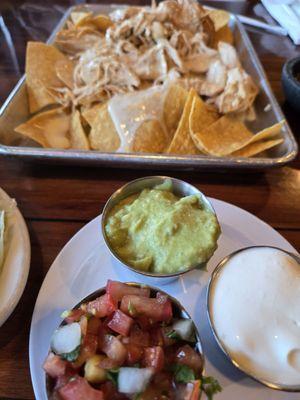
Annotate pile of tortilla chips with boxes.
[164,85,284,157]
[14,6,284,158]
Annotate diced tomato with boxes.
[86,294,117,318]
[176,345,203,373]
[98,323,112,353]
[164,344,181,365]
[152,371,173,390]
[100,334,127,365]
[142,346,165,372]
[137,387,168,400]
[106,280,150,303]
[136,315,155,330]
[55,375,72,391]
[120,295,172,322]
[43,352,67,378]
[129,325,150,347]
[87,316,102,336]
[108,310,134,336]
[54,365,78,390]
[71,334,98,368]
[98,356,120,369]
[125,343,144,365]
[64,309,85,324]
[58,375,103,400]
[184,380,201,400]
[161,326,177,347]
[54,374,72,390]
[100,381,128,400]
[149,326,164,346]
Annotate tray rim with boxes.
[0,3,298,170]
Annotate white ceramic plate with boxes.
[0,187,30,326]
[29,198,299,400]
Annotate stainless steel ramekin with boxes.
[207,245,300,392]
[101,176,219,284]
[46,282,205,398]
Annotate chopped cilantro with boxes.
[60,345,81,362]
[173,364,195,383]
[107,368,119,386]
[166,330,181,340]
[201,376,222,400]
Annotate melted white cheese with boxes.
[108,85,168,152]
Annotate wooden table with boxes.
[0,1,299,399]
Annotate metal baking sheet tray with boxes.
[0,4,298,170]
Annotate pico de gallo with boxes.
[44,280,221,400]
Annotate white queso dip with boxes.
[209,247,300,386]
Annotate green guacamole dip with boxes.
[105,182,220,274]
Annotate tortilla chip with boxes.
[89,104,120,151]
[202,15,216,47]
[163,85,189,142]
[189,94,219,152]
[82,103,104,126]
[92,15,114,31]
[26,42,73,113]
[232,138,284,157]
[70,110,89,150]
[70,11,93,26]
[14,107,70,149]
[245,121,284,145]
[166,89,202,155]
[131,120,168,153]
[212,25,233,49]
[55,58,74,89]
[208,9,230,31]
[74,13,113,31]
[194,115,253,156]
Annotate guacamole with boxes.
[105,182,220,274]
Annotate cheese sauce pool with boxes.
[209,247,300,386]
[108,85,168,152]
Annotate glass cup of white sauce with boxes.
[207,245,300,392]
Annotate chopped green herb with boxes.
[200,376,222,400]
[132,363,141,368]
[166,330,181,340]
[60,345,81,362]
[107,368,119,386]
[133,394,142,400]
[173,364,195,383]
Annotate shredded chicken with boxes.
[53,0,258,114]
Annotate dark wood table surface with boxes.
[0,1,299,399]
